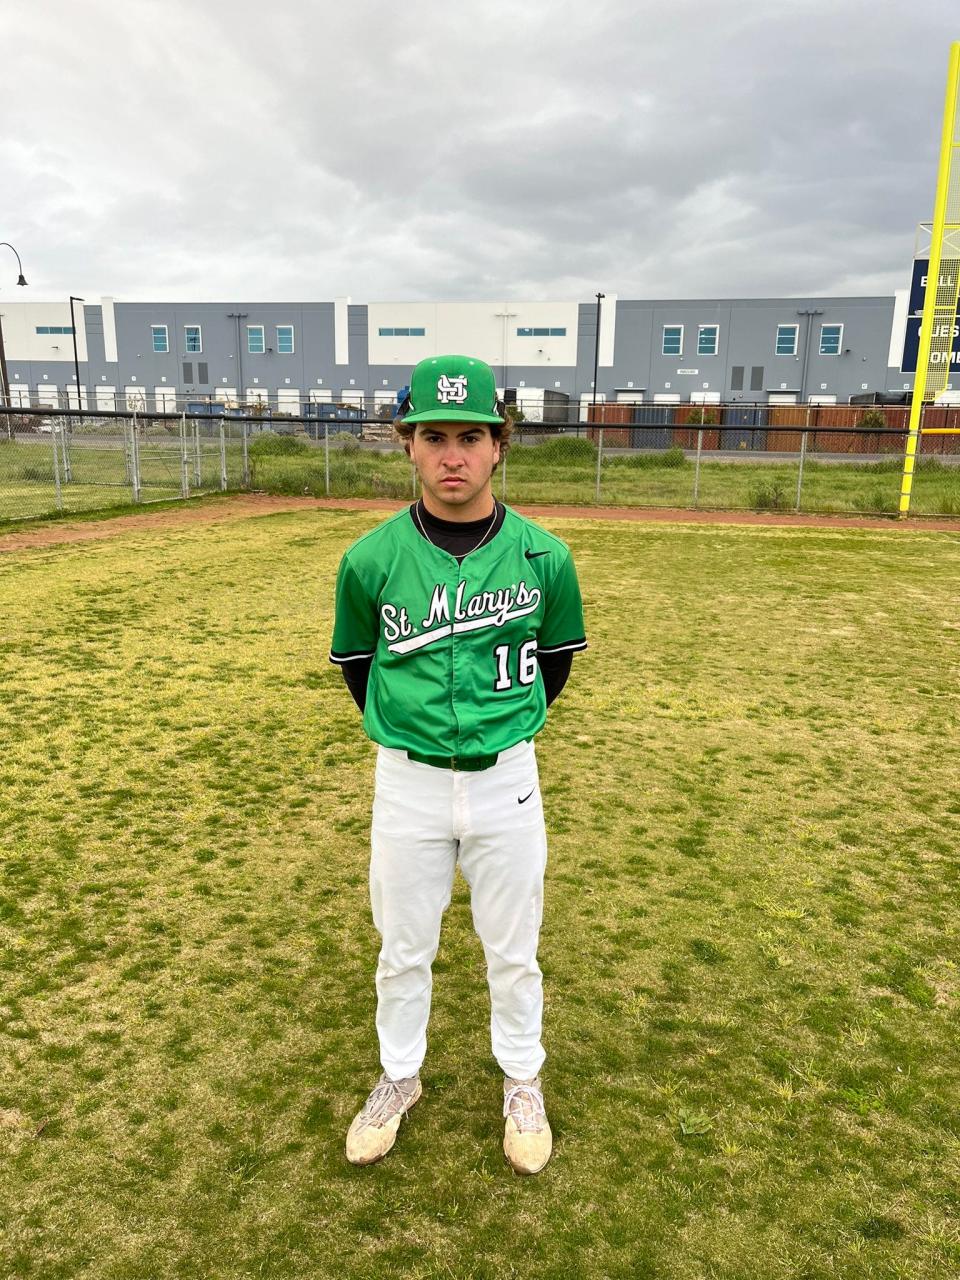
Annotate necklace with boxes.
[414,499,499,556]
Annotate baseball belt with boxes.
[405,750,500,772]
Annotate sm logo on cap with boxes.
[436,374,468,404]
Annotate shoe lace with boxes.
[358,1076,415,1128]
[503,1081,546,1134]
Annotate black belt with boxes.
[406,750,499,772]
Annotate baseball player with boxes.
[329,354,586,1174]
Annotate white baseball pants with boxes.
[369,739,548,1081]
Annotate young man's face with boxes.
[408,421,501,520]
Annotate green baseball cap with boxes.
[403,354,503,425]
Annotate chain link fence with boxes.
[0,408,252,521]
[502,400,960,516]
[1,401,959,522]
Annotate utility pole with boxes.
[592,292,605,411]
[69,296,84,410]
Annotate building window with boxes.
[277,325,295,354]
[151,325,169,353]
[775,324,798,356]
[662,325,683,356]
[185,326,202,353]
[697,325,718,356]
[247,325,265,354]
[819,323,843,355]
[35,325,75,335]
[516,327,567,337]
[378,327,427,337]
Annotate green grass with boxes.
[5,435,960,523]
[0,436,241,520]
[243,444,960,516]
[1,509,960,1278]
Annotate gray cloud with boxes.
[2,0,955,302]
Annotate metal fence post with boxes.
[219,421,227,491]
[501,444,507,502]
[51,425,63,512]
[241,419,250,488]
[60,422,73,483]
[595,426,604,502]
[193,419,201,488]
[123,415,133,483]
[693,428,703,505]
[130,413,142,503]
[795,418,808,513]
[324,421,330,497]
[180,413,189,498]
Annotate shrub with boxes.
[248,432,309,458]
[686,407,719,426]
[333,433,361,453]
[749,480,790,511]
[858,409,887,431]
[524,436,597,464]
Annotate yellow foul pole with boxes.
[900,42,960,516]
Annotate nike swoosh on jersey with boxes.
[524,549,550,559]
[518,788,536,804]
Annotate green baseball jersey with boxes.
[330,506,587,756]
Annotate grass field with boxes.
[2,507,959,1279]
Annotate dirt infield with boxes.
[2,493,960,554]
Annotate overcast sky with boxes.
[3,0,957,303]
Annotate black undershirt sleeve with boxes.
[538,649,573,707]
[341,657,372,712]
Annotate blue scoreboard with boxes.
[901,258,960,374]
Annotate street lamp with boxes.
[69,296,84,411]
[591,292,605,412]
[0,242,28,415]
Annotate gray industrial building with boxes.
[1,291,925,417]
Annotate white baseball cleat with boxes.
[345,1072,422,1166]
[503,1075,553,1174]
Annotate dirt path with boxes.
[2,492,959,554]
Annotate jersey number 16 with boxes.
[493,640,538,691]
